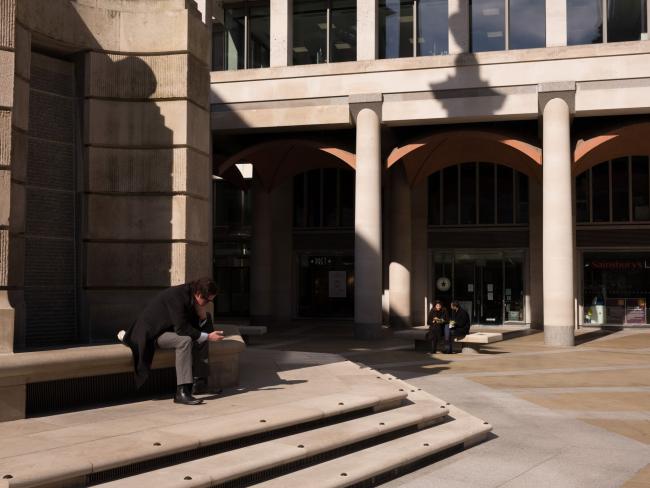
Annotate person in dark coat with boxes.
[444,301,471,354]
[426,300,448,353]
[118,277,224,405]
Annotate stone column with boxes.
[270,0,292,67]
[250,175,273,325]
[411,181,428,326]
[546,0,567,47]
[540,83,575,346]
[528,178,543,329]
[357,0,378,60]
[448,0,470,54]
[271,178,293,324]
[389,165,411,328]
[350,94,383,339]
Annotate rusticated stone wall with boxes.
[7,0,212,346]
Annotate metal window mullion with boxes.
[244,12,249,68]
[602,0,608,43]
[326,3,331,63]
[608,159,613,222]
[504,0,510,50]
[413,0,418,57]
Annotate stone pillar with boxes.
[411,181,428,326]
[389,165,411,328]
[528,178,543,329]
[546,0,567,47]
[357,0,378,60]
[270,0,292,67]
[540,83,575,346]
[271,178,293,324]
[250,175,273,324]
[350,94,383,339]
[448,0,470,54]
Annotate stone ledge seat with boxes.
[394,326,503,354]
[0,324,245,422]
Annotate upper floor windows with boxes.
[470,0,546,52]
[294,168,355,228]
[576,156,650,224]
[212,1,271,71]
[293,0,357,65]
[379,0,449,58]
[567,0,648,45]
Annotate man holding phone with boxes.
[118,277,224,405]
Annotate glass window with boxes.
[471,0,506,52]
[212,24,225,71]
[294,173,306,226]
[379,0,414,59]
[479,163,496,224]
[497,166,514,224]
[293,0,328,65]
[632,156,650,221]
[339,169,355,226]
[248,6,271,68]
[608,0,647,42]
[224,7,246,70]
[592,162,610,222]
[460,163,477,224]
[509,0,546,49]
[516,172,529,224]
[323,169,339,226]
[214,180,246,226]
[330,0,357,62]
[307,169,322,226]
[443,166,459,224]
[612,157,630,222]
[567,0,603,45]
[576,170,591,223]
[429,171,442,225]
[418,0,449,56]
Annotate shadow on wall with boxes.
[11,0,184,348]
[431,4,506,120]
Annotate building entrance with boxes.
[433,250,525,325]
[297,254,354,318]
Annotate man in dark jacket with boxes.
[444,301,471,354]
[118,277,224,405]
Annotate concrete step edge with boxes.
[93,400,452,487]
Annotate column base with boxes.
[354,323,383,340]
[544,325,575,346]
[389,314,411,330]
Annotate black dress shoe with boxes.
[174,384,204,405]
[192,378,222,395]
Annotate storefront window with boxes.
[583,252,650,325]
[568,0,647,45]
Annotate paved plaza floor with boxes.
[251,324,650,487]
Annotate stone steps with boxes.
[0,389,406,488]
[94,399,451,487]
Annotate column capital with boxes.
[538,82,576,114]
[349,93,383,122]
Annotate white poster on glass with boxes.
[329,271,347,298]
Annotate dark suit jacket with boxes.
[124,284,214,388]
[450,307,471,336]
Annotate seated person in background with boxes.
[426,300,448,353]
[118,277,224,405]
[444,301,471,354]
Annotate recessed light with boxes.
[334,42,351,49]
[483,8,500,16]
[293,46,308,53]
[487,31,503,38]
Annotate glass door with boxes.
[477,258,503,324]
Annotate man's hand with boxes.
[207,330,224,342]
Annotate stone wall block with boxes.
[0,0,16,49]
[187,12,210,66]
[13,24,30,80]
[86,52,189,100]
[0,110,9,167]
[0,384,24,421]
[184,149,210,198]
[119,9,188,53]
[0,228,8,286]
[0,169,9,225]
[187,102,210,154]
[86,99,187,147]
[187,54,209,109]
[184,242,210,281]
[179,195,210,242]
[0,50,14,109]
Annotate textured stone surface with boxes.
[13,24,29,81]
[87,147,210,197]
[0,384,24,422]
[0,50,14,109]
[0,229,7,287]
[11,77,28,131]
[119,9,189,53]
[0,0,15,49]
[0,169,9,226]
[0,110,9,168]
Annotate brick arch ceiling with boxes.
[217,140,356,191]
[574,122,650,176]
[387,129,542,186]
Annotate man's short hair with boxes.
[450,301,460,308]
[190,277,218,297]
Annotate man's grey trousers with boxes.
[156,332,210,385]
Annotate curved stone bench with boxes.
[0,325,245,422]
[394,326,503,353]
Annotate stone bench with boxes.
[394,326,503,354]
[0,324,245,422]
[216,324,267,344]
